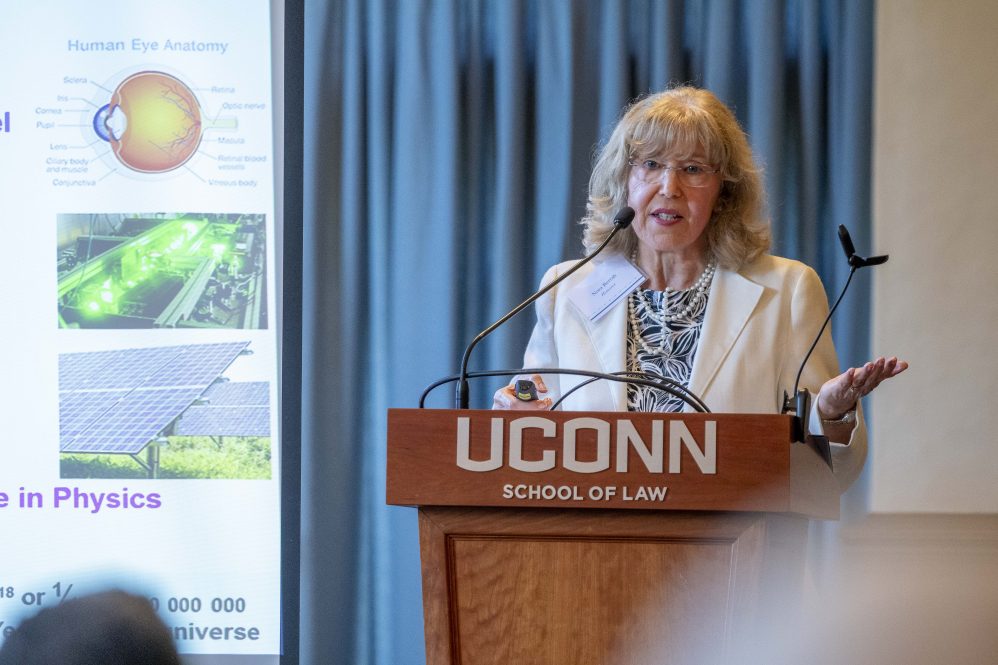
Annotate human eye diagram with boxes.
[93,70,204,173]
[43,68,264,188]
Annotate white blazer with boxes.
[522,253,867,491]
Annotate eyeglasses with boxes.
[628,159,720,187]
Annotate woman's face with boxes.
[626,147,722,263]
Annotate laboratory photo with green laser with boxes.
[57,212,268,329]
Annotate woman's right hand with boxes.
[492,374,553,410]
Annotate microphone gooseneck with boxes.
[784,224,889,439]
[454,207,635,408]
[426,367,710,412]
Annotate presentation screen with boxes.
[0,1,288,662]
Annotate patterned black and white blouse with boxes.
[625,287,709,412]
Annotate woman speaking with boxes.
[493,87,906,490]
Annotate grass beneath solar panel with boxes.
[60,436,271,479]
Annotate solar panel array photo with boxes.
[58,342,272,479]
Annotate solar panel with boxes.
[59,390,129,441]
[59,342,248,391]
[62,388,204,453]
[199,381,269,406]
[59,347,166,391]
[175,406,271,437]
[59,342,250,454]
[144,344,252,388]
[173,381,271,437]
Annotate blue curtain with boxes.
[301,1,874,663]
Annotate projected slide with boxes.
[0,0,283,660]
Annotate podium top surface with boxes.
[386,409,839,519]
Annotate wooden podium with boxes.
[386,409,839,665]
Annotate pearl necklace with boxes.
[627,253,715,353]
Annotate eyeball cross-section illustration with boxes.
[93,71,203,173]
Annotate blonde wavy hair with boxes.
[582,86,771,270]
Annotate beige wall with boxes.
[871,0,998,512]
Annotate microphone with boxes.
[838,224,888,268]
[836,224,857,260]
[782,224,889,446]
[549,369,710,412]
[454,207,635,409]
[423,366,710,412]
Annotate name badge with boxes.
[567,253,645,322]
